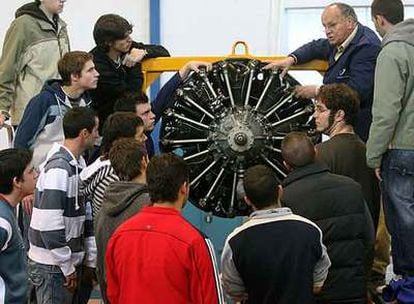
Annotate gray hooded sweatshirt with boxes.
[367,19,414,168]
[94,181,150,304]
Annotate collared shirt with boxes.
[249,207,293,220]
[335,25,358,61]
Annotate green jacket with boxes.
[366,19,414,168]
[0,2,69,125]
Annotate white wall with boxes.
[2,0,414,86]
[0,0,150,54]
[160,0,277,57]
[158,0,284,85]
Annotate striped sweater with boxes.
[28,145,96,277]
[80,157,119,217]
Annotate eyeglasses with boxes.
[314,104,330,113]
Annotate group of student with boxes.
[0,50,212,303]
[0,0,213,303]
[1,0,414,303]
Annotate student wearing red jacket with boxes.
[106,153,224,304]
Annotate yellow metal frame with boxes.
[141,41,328,90]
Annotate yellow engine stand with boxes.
[141,41,328,90]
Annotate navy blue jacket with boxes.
[291,24,381,141]
[146,72,182,157]
[14,80,91,167]
[15,80,91,149]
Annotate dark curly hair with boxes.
[317,83,360,127]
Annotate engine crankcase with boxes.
[160,58,315,217]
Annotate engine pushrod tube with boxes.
[264,93,294,119]
[265,146,281,153]
[261,154,287,177]
[171,113,211,130]
[223,69,236,108]
[164,138,209,144]
[184,149,210,161]
[190,159,219,186]
[204,167,226,199]
[270,108,311,128]
[254,72,277,111]
[244,69,255,107]
[184,96,215,119]
[200,73,218,99]
[229,171,237,213]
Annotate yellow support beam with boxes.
[142,57,328,90]
[141,41,329,90]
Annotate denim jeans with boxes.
[381,149,414,276]
[28,260,94,304]
[28,259,74,304]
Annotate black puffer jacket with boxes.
[281,162,374,304]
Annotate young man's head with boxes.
[371,0,404,37]
[36,0,65,15]
[146,154,189,207]
[93,14,133,54]
[243,165,279,210]
[63,107,99,151]
[100,112,146,158]
[281,132,315,171]
[322,3,358,46]
[313,83,360,136]
[114,93,155,131]
[0,149,37,203]
[109,138,148,182]
[58,51,99,88]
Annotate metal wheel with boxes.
[160,58,315,217]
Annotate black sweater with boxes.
[90,42,169,130]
